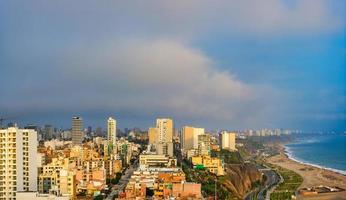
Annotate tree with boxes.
[94,195,103,200]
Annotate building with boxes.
[155,119,174,156]
[44,125,54,140]
[181,126,204,151]
[16,192,69,200]
[191,155,224,176]
[156,118,173,143]
[148,127,158,145]
[0,127,38,199]
[156,142,174,157]
[139,154,177,169]
[198,134,211,156]
[71,117,83,145]
[221,131,237,151]
[107,117,117,148]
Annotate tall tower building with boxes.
[156,118,173,143]
[107,117,117,147]
[221,131,236,151]
[198,134,211,156]
[148,127,158,145]
[72,117,83,145]
[181,126,204,150]
[155,118,174,156]
[0,127,38,199]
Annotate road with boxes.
[105,159,138,200]
[244,166,280,200]
[257,169,279,200]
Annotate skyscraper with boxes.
[44,124,54,140]
[107,117,117,147]
[0,127,38,199]
[221,131,236,151]
[198,134,211,156]
[181,126,204,150]
[156,118,174,156]
[72,117,83,145]
[148,127,158,145]
[156,118,173,143]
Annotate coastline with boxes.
[267,143,346,200]
[284,145,346,176]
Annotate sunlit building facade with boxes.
[0,127,38,200]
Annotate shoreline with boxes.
[266,143,346,200]
[284,145,346,176]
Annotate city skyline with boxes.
[1,0,345,132]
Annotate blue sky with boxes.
[0,0,345,132]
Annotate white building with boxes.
[221,131,237,151]
[0,127,38,199]
[107,117,117,147]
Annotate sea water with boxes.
[285,134,346,175]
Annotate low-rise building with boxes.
[191,155,224,176]
[139,154,177,169]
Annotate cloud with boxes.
[0,39,277,128]
[2,0,343,44]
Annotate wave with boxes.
[284,145,346,176]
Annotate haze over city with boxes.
[1,0,345,131]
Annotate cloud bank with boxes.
[1,40,278,128]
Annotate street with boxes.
[244,166,280,200]
[105,159,138,200]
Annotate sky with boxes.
[0,0,345,132]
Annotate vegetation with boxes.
[182,159,237,199]
[211,149,243,164]
[109,172,123,185]
[270,165,303,200]
[93,195,103,200]
[146,188,154,197]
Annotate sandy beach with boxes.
[266,144,346,200]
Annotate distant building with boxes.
[148,127,158,145]
[0,127,38,199]
[44,124,54,140]
[107,117,117,148]
[71,117,83,145]
[221,131,236,151]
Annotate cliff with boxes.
[222,163,262,199]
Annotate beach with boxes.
[267,144,346,200]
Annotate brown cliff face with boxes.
[222,163,262,199]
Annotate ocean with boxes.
[285,134,346,175]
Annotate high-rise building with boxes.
[156,118,173,143]
[221,131,236,151]
[107,117,117,147]
[0,127,38,199]
[148,127,158,145]
[72,117,83,145]
[181,126,204,150]
[198,134,211,156]
[44,124,54,140]
[156,118,173,156]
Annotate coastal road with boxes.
[257,169,280,200]
[244,166,280,200]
